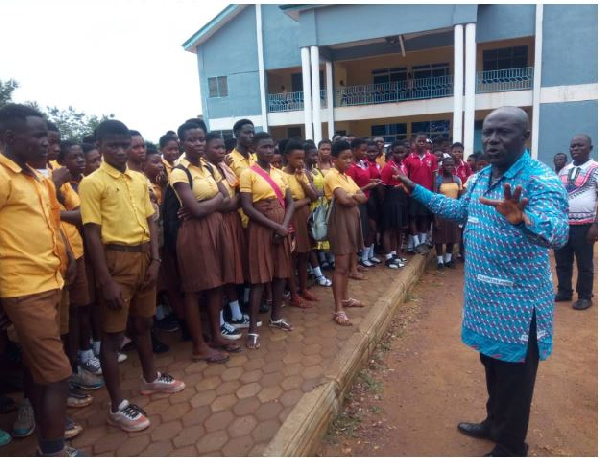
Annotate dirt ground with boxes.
[318,257,598,457]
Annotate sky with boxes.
[0,0,229,142]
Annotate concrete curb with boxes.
[263,253,433,457]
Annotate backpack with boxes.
[162,164,193,256]
[309,197,334,242]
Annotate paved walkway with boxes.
[0,257,417,457]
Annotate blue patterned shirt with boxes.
[412,153,569,362]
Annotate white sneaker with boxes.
[80,356,102,376]
[230,314,262,329]
[107,400,150,432]
[220,322,242,340]
[369,256,382,264]
[118,352,127,363]
[315,275,332,287]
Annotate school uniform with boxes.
[404,151,437,216]
[310,167,331,251]
[227,148,256,229]
[285,170,312,253]
[0,154,72,385]
[170,158,224,293]
[204,160,246,286]
[79,161,157,334]
[347,160,372,239]
[323,169,364,255]
[432,176,462,244]
[366,159,383,223]
[380,160,410,230]
[240,165,291,284]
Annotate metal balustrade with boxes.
[266,67,533,112]
[476,67,534,93]
[267,90,328,113]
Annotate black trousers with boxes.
[480,314,539,456]
[554,224,595,300]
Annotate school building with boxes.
[183,4,598,164]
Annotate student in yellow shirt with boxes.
[126,130,146,174]
[159,133,180,175]
[324,140,368,327]
[170,122,239,361]
[240,132,295,349]
[80,120,185,433]
[283,139,318,307]
[227,118,256,179]
[0,104,78,457]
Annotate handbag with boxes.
[309,196,335,242]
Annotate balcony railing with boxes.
[335,75,454,107]
[267,90,327,113]
[476,67,534,93]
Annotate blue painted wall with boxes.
[476,5,535,43]
[538,100,598,166]
[298,4,478,47]
[541,5,598,87]
[262,4,301,70]
[199,6,262,120]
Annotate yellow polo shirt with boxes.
[0,154,65,297]
[207,162,237,198]
[240,166,288,203]
[59,182,85,259]
[228,148,257,180]
[170,158,219,203]
[79,161,154,246]
[284,170,310,200]
[324,168,360,200]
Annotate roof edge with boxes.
[183,4,246,52]
[279,4,325,21]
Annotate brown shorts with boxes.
[100,248,157,334]
[59,288,70,335]
[69,256,91,307]
[1,289,72,384]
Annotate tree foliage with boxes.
[0,78,115,142]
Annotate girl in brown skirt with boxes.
[323,140,368,326]
[240,132,296,349]
[283,139,318,308]
[170,122,239,362]
[203,133,250,334]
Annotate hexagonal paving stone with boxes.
[236,382,261,399]
[255,400,283,421]
[260,371,283,388]
[279,389,304,408]
[240,368,263,383]
[227,415,258,438]
[251,419,281,443]
[210,393,238,412]
[280,375,303,390]
[204,410,235,432]
[221,435,255,456]
[173,424,206,448]
[216,380,241,396]
[232,397,261,416]
[221,366,244,382]
[150,420,183,442]
[195,430,229,455]
[257,386,282,403]
[181,405,212,428]
[195,375,221,391]
[191,390,217,408]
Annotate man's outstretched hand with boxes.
[396,171,416,194]
[480,183,530,226]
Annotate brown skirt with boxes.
[247,199,291,284]
[221,211,246,285]
[292,204,312,253]
[177,212,224,293]
[432,217,460,244]
[328,203,363,255]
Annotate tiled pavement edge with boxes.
[263,253,432,457]
[0,253,431,457]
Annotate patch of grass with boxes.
[329,411,362,439]
[359,370,383,394]
[369,405,383,414]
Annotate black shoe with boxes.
[555,294,573,302]
[445,260,456,269]
[573,298,592,310]
[484,443,528,457]
[151,333,169,354]
[155,314,179,333]
[457,422,492,440]
[437,263,444,271]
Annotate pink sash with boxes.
[251,165,286,209]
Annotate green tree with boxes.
[0,79,20,108]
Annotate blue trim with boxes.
[182,4,241,51]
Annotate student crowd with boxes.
[0,103,596,457]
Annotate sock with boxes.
[243,288,250,303]
[385,253,393,260]
[92,341,101,356]
[419,232,428,244]
[437,255,444,264]
[79,349,94,364]
[155,304,165,320]
[313,266,323,278]
[228,301,243,321]
[361,249,370,262]
[444,253,452,263]
[412,235,420,247]
[219,310,225,327]
[368,244,375,259]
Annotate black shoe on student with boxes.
[151,333,169,354]
[457,422,492,440]
[155,314,179,333]
[437,263,444,271]
[554,294,573,302]
[573,298,592,310]
[445,260,456,269]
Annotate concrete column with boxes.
[326,60,335,140]
[255,4,268,131]
[531,5,544,159]
[452,24,464,147]
[463,23,477,156]
[311,45,322,144]
[301,47,313,140]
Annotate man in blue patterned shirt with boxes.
[399,107,568,456]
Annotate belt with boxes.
[105,243,150,253]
